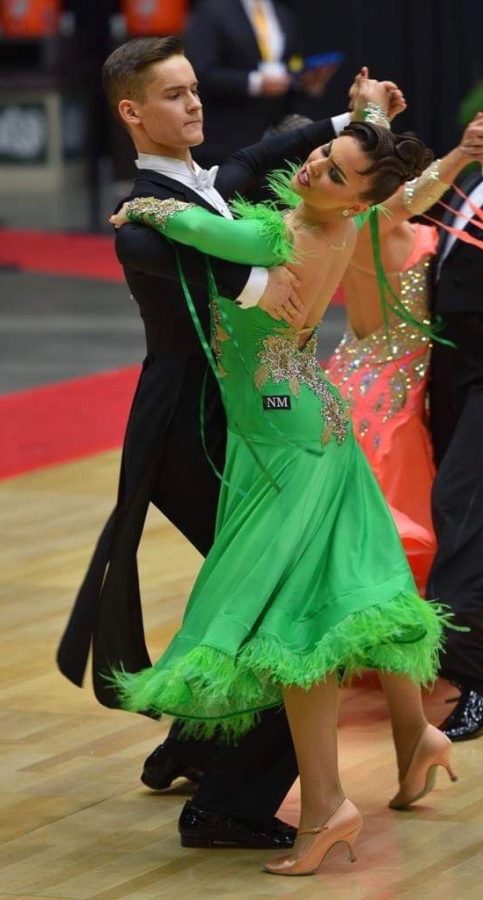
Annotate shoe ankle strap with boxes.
[298,824,326,835]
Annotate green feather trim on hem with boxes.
[108,594,453,741]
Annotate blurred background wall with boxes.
[292,0,483,151]
[0,0,481,231]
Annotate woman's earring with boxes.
[342,209,350,217]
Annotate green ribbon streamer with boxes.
[174,247,282,493]
[204,260,338,460]
[368,210,455,347]
[267,167,453,347]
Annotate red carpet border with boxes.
[0,227,343,478]
[0,229,124,281]
[0,366,140,480]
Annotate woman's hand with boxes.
[109,202,130,229]
[349,66,406,122]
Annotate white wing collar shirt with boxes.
[240,0,286,96]
[136,153,267,307]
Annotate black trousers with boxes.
[428,313,483,693]
[164,711,297,821]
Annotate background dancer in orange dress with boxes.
[326,112,483,592]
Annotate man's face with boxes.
[121,55,204,154]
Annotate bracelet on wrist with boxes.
[362,101,390,130]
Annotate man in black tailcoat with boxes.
[428,140,483,741]
[57,36,397,847]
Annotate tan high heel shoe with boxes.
[263,799,363,876]
[389,724,458,810]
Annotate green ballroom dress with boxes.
[111,192,450,738]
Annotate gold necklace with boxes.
[319,224,350,251]
[284,209,350,251]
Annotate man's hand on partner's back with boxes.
[258,267,305,328]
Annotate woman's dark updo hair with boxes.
[342,122,434,205]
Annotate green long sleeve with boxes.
[125,197,293,267]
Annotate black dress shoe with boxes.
[178,800,296,849]
[439,687,483,742]
[141,744,204,790]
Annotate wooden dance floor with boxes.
[1,450,482,899]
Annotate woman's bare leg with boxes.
[378,672,428,778]
[282,675,345,856]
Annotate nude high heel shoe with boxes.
[389,724,458,810]
[263,799,363,876]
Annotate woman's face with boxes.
[292,135,374,215]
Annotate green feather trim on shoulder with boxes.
[230,194,295,263]
[266,162,302,209]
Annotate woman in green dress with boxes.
[109,122,457,876]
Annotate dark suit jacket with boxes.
[184,0,301,165]
[56,118,337,707]
[428,168,483,462]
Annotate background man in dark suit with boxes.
[428,123,483,741]
[184,0,335,166]
[57,35,400,848]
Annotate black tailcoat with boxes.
[57,119,337,706]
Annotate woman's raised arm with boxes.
[356,112,483,244]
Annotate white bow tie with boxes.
[193,165,219,191]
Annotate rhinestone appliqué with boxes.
[328,258,431,429]
[127,197,195,230]
[210,301,229,377]
[255,331,349,446]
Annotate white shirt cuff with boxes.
[236,266,269,308]
[248,71,263,96]
[331,112,351,135]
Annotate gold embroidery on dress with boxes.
[126,197,195,230]
[210,301,229,377]
[255,331,348,446]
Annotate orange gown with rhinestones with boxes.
[325,224,437,593]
